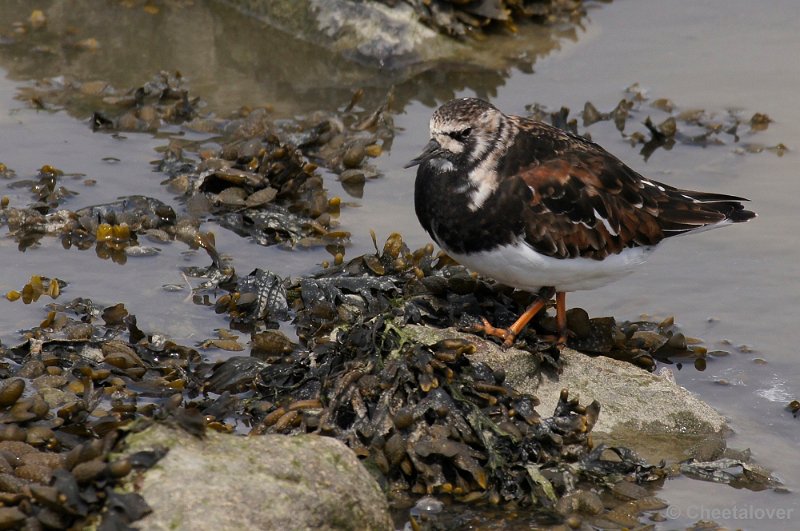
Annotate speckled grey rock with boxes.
[219,0,463,68]
[121,423,393,531]
[403,324,728,460]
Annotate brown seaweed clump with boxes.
[207,232,708,372]
[0,232,776,528]
[527,83,786,161]
[0,297,206,529]
[152,89,395,248]
[159,130,338,248]
[158,89,395,245]
[13,72,199,132]
[249,323,663,517]
[202,234,680,525]
[5,275,65,305]
[2,190,221,266]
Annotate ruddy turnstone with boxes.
[406,97,756,347]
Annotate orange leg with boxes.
[473,287,558,348]
[555,291,568,346]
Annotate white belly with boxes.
[447,240,654,292]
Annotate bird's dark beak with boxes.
[404,139,442,169]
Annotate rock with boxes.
[403,325,727,461]
[121,423,393,531]
[218,0,462,68]
[217,0,569,77]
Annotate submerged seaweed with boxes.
[4,72,394,257]
[526,83,784,161]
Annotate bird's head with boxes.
[405,98,505,170]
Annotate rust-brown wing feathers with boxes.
[500,120,755,260]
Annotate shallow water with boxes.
[1,0,798,528]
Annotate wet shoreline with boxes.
[1,1,798,529]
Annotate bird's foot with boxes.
[473,321,569,349]
[463,314,571,349]
[464,316,518,348]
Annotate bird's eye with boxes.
[449,127,472,141]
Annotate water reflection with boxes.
[0,0,581,116]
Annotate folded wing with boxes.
[499,120,755,260]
